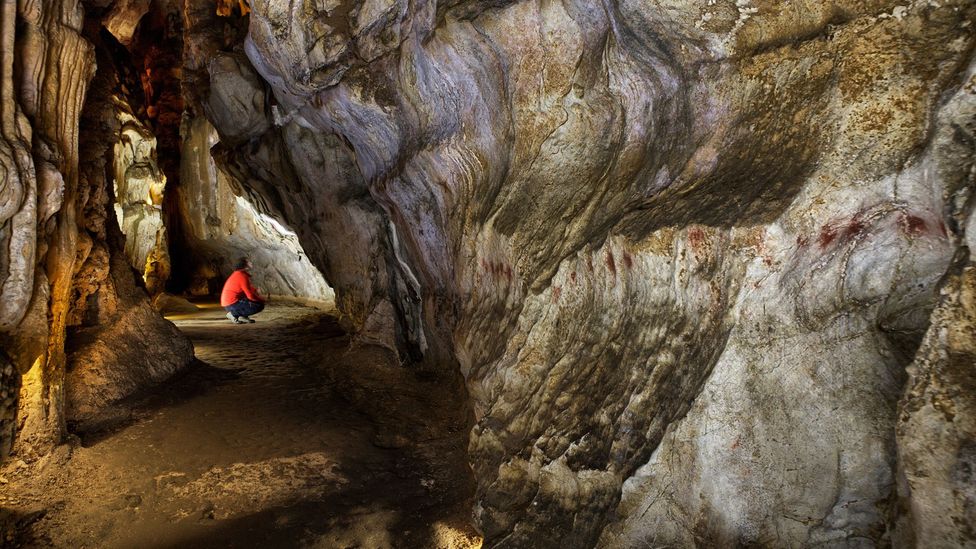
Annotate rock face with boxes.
[0,0,193,459]
[893,66,976,548]
[0,0,973,546]
[112,101,171,294]
[190,0,976,546]
[176,114,333,301]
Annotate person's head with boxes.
[234,257,252,271]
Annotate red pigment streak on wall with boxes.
[901,213,927,235]
[605,250,617,276]
[622,251,633,269]
[844,217,866,238]
[479,258,512,283]
[552,286,562,302]
[587,254,594,273]
[818,225,837,249]
[688,227,706,252]
[569,271,577,284]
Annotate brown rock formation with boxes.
[191,0,976,545]
[0,0,193,460]
[0,0,973,547]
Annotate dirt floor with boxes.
[0,300,480,548]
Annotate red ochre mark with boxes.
[569,271,577,284]
[622,251,634,270]
[587,254,595,273]
[504,264,512,282]
[730,437,740,450]
[818,216,864,250]
[818,225,837,249]
[688,227,706,252]
[552,285,562,302]
[844,217,866,238]
[796,235,809,248]
[605,249,617,276]
[901,213,927,236]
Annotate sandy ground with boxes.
[1,300,480,548]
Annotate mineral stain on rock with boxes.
[0,0,974,548]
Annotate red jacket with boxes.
[220,270,264,306]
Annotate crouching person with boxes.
[220,257,266,324]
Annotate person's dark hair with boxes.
[234,257,250,271]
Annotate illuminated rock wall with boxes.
[193,0,976,545]
[178,114,333,301]
[111,102,171,294]
[0,0,192,458]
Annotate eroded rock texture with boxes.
[191,0,976,546]
[893,64,976,547]
[177,114,333,300]
[112,101,171,294]
[0,1,192,459]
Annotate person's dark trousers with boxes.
[225,299,265,319]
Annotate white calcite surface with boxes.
[178,115,333,301]
[192,0,976,545]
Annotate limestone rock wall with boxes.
[196,0,976,545]
[112,101,171,294]
[0,0,193,460]
[893,61,976,548]
[600,51,976,549]
[177,114,333,301]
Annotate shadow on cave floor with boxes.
[2,300,479,549]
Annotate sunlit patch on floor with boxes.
[166,452,347,520]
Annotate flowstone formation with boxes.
[111,101,171,294]
[192,0,976,546]
[178,115,333,300]
[0,1,194,459]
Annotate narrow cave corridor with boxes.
[1,0,975,548]
[6,301,477,547]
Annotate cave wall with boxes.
[193,0,976,546]
[179,114,333,300]
[0,0,193,459]
[112,99,171,294]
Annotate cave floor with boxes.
[1,300,479,548]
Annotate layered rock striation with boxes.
[193,0,976,546]
[0,0,972,546]
[0,0,193,458]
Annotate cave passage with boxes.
[3,300,478,548]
